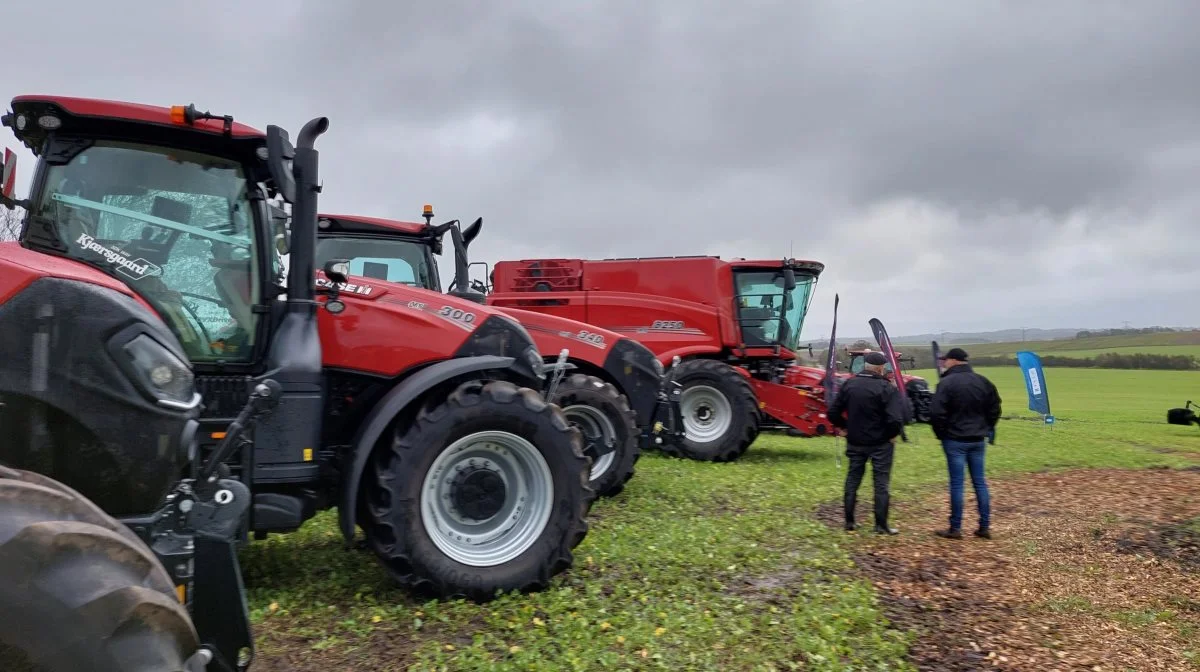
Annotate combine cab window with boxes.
[315,237,435,289]
[34,139,260,362]
[733,270,816,353]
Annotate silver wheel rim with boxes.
[421,430,554,567]
[680,384,733,443]
[563,404,617,482]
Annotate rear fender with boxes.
[656,345,723,366]
[337,354,518,542]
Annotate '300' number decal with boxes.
[438,306,476,325]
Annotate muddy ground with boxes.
[818,467,1200,671]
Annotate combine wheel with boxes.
[664,359,759,462]
[0,467,205,672]
[905,379,933,424]
[365,379,592,602]
[549,374,640,498]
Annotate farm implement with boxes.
[1168,400,1198,428]
[483,255,842,461]
[0,95,593,670]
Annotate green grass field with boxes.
[958,331,1200,359]
[238,368,1200,671]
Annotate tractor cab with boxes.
[7,98,278,367]
[846,348,914,375]
[731,260,820,355]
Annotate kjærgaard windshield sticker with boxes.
[75,234,161,280]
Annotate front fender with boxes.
[337,354,517,542]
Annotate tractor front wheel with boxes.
[0,466,204,672]
[364,379,592,602]
[549,374,640,498]
[664,359,759,462]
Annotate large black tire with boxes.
[663,359,760,462]
[549,374,640,498]
[0,466,201,672]
[905,379,933,424]
[364,379,592,602]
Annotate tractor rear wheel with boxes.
[0,466,203,672]
[665,359,759,462]
[549,374,640,498]
[364,379,592,602]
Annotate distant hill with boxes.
[800,330,1200,371]
[808,327,1198,349]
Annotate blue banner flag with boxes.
[1016,350,1051,416]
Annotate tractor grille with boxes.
[196,374,253,421]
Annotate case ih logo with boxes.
[75,234,160,280]
[316,277,375,296]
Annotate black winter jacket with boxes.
[929,364,1002,442]
[828,371,907,446]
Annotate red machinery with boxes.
[310,210,683,492]
[486,256,838,461]
[0,95,594,619]
[841,347,933,422]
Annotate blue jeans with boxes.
[942,439,990,530]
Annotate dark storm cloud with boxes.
[3,0,1199,336]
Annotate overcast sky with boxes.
[5,0,1198,340]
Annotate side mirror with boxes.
[323,258,350,285]
[1,148,16,202]
[265,127,297,204]
[462,217,483,248]
[782,268,797,291]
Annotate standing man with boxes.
[929,348,1002,540]
[828,351,907,535]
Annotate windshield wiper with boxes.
[51,193,250,248]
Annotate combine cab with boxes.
[843,347,933,423]
[487,255,838,461]
[0,92,593,668]
[312,208,685,494]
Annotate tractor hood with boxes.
[315,272,542,381]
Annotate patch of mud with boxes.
[824,468,1200,671]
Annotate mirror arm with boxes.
[1,194,30,210]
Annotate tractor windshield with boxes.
[314,236,436,289]
[30,138,261,362]
[849,355,894,375]
[733,270,815,352]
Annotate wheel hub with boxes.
[679,384,734,443]
[450,465,507,521]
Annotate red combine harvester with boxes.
[311,208,685,494]
[0,94,595,670]
[842,347,933,422]
[486,256,837,461]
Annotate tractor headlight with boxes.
[122,334,200,410]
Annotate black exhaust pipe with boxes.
[448,217,486,304]
[286,117,330,304]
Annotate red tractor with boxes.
[311,208,685,493]
[485,256,839,461]
[842,347,933,422]
[0,95,593,669]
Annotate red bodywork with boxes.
[315,214,635,380]
[313,274,527,377]
[488,256,839,437]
